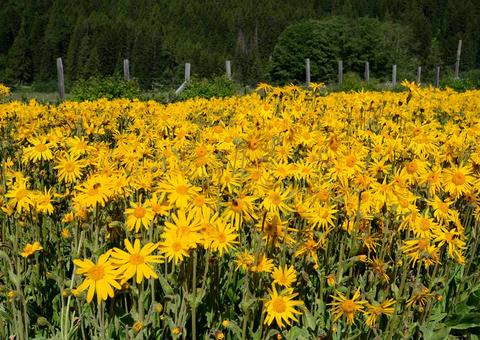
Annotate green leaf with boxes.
[158,274,174,295]
[286,326,310,340]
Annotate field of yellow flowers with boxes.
[1,82,480,339]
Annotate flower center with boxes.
[176,185,189,195]
[272,297,287,313]
[444,232,454,242]
[129,253,145,265]
[420,218,430,231]
[133,206,146,218]
[418,239,428,250]
[438,202,448,213]
[269,192,282,206]
[16,189,28,200]
[35,144,47,152]
[64,162,76,172]
[172,241,182,252]
[88,183,101,196]
[452,171,466,186]
[341,300,356,313]
[87,264,105,281]
[195,196,205,207]
[217,232,227,243]
[406,161,418,174]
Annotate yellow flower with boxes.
[442,165,474,198]
[132,321,143,333]
[329,288,367,325]
[23,136,54,162]
[111,239,163,284]
[365,298,395,328]
[264,285,303,329]
[61,228,71,239]
[326,274,336,287]
[0,84,10,96]
[5,180,33,213]
[157,173,201,208]
[251,254,274,273]
[124,202,155,233]
[73,251,121,304]
[21,242,43,257]
[159,233,190,263]
[205,220,239,255]
[261,187,294,215]
[33,188,55,215]
[234,250,254,271]
[54,154,86,183]
[164,209,202,248]
[271,265,297,288]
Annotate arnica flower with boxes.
[111,239,163,284]
[124,202,155,232]
[158,233,190,263]
[5,180,33,213]
[329,288,367,325]
[73,250,121,304]
[54,154,86,183]
[271,265,297,288]
[206,220,239,255]
[264,285,303,329]
[21,242,43,258]
[23,136,54,162]
[365,298,396,328]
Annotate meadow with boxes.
[0,82,479,339]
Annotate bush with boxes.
[269,17,417,85]
[175,76,238,101]
[70,76,141,101]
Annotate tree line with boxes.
[0,0,479,87]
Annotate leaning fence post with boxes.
[364,61,370,82]
[455,40,462,79]
[225,60,232,80]
[417,66,422,84]
[305,58,311,88]
[175,62,192,95]
[435,66,440,88]
[123,59,130,81]
[392,64,397,89]
[338,60,343,86]
[56,57,65,101]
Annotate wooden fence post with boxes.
[175,62,192,95]
[417,66,422,84]
[338,60,343,86]
[123,59,130,81]
[305,58,311,88]
[435,66,440,88]
[56,57,65,101]
[225,60,232,80]
[364,61,370,82]
[185,63,191,81]
[392,64,397,89]
[455,40,462,79]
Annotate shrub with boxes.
[70,76,140,101]
[175,76,238,101]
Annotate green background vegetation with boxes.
[1,0,479,88]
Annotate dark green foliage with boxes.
[70,76,140,101]
[0,0,479,87]
[176,76,238,101]
[441,70,480,91]
[269,17,417,84]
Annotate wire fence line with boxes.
[54,40,468,101]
